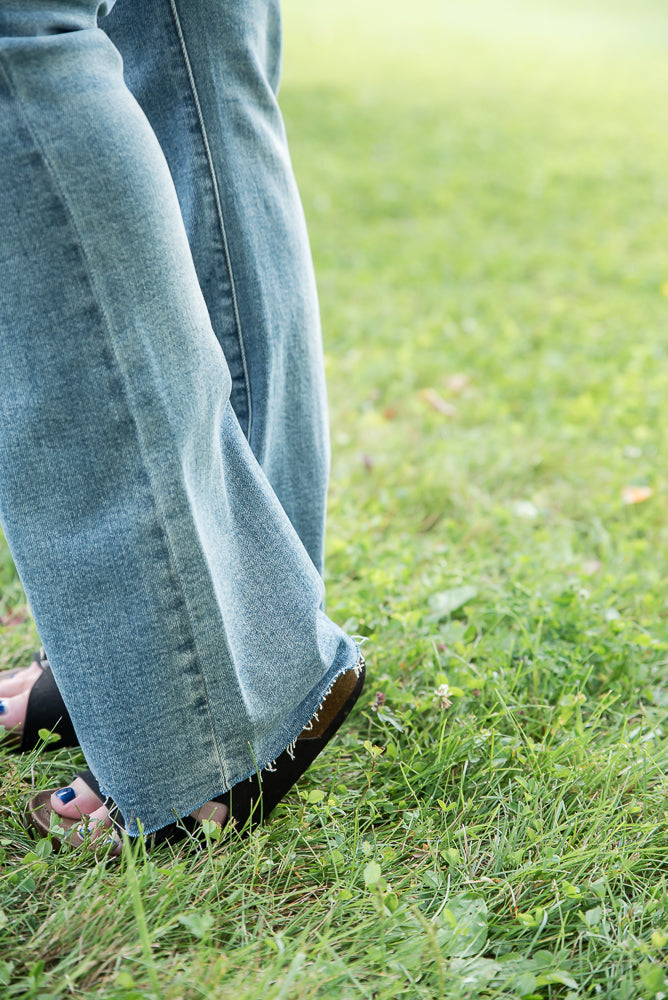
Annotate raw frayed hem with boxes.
[120,650,365,838]
[227,650,365,779]
[270,651,365,766]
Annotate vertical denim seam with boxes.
[167,0,253,440]
[0,52,231,788]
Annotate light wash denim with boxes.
[0,0,360,835]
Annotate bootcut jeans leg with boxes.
[0,0,359,835]
[103,0,330,575]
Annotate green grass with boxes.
[2,0,668,996]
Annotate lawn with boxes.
[1,0,668,996]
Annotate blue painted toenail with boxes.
[0,701,5,715]
[55,787,76,804]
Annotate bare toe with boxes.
[0,689,32,734]
[50,776,105,819]
[189,800,229,827]
[70,804,122,855]
[0,661,42,699]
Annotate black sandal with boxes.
[5,649,79,754]
[26,655,365,849]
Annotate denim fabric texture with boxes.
[0,0,360,835]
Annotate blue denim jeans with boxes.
[0,0,359,835]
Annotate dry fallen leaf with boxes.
[582,560,602,576]
[419,387,457,417]
[443,373,470,394]
[622,485,653,504]
[0,605,28,627]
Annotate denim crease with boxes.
[104,0,332,575]
[0,0,359,835]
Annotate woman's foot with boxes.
[0,650,78,753]
[26,654,365,855]
[0,658,43,736]
[48,776,229,856]
[2,654,229,853]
